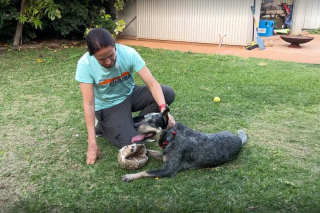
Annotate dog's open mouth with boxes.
[131,132,155,143]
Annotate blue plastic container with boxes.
[258,20,275,37]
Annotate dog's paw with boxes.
[122,171,146,182]
[122,174,134,182]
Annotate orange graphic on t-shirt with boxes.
[98,72,130,85]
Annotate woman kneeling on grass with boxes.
[75,28,175,164]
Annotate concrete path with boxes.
[117,34,320,64]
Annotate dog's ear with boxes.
[162,108,170,126]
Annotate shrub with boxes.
[0,0,20,42]
[309,27,320,35]
[0,0,121,43]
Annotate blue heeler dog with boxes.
[122,108,247,182]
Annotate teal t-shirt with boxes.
[75,43,145,111]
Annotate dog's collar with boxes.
[159,128,176,148]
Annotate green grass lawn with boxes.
[1,45,320,212]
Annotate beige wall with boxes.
[303,0,320,29]
[291,0,320,34]
[116,0,320,44]
[137,0,255,46]
[291,0,307,34]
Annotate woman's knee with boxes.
[161,85,175,105]
[103,125,139,149]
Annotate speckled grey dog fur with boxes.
[122,110,247,182]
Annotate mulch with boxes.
[0,39,86,53]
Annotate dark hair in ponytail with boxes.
[86,28,115,56]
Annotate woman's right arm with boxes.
[79,82,101,164]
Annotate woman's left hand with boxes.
[167,113,176,129]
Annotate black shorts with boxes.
[95,85,175,148]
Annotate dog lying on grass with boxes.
[121,109,247,182]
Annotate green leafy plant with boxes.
[83,1,127,38]
[309,27,320,35]
[41,0,93,38]
[114,0,127,10]
[114,19,125,36]
[0,0,126,44]
[0,7,19,42]
[84,12,125,38]
[10,0,62,45]
[16,0,61,29]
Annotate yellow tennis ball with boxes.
[214,97,220,103]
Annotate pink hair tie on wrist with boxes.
[159,104,169,112]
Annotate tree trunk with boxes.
[13,0,27,46]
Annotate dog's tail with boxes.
[238,130,247,145]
